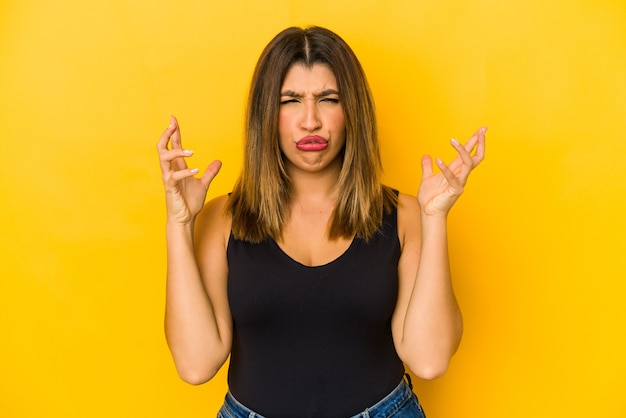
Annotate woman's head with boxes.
[229,26,394,242]
[246,26,380,179]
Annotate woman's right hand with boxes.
[157,116,222,225]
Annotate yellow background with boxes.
[1,0,625,416]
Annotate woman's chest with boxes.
[226,232,401,328]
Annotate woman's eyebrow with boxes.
[280,89,340,98]
[279,90,301,98]
[315,89,340,98]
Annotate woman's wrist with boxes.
[419,211,448,235]
[166,219,195,236]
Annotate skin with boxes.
[276,63,350,266]
[157,63,486,384]
[278,63,346,176]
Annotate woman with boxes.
[157,26,486,418]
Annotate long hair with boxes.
[226,26,397,243]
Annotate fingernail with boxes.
[183,149,193,156]
[436,158,444,166]
[189,168,199,174]
[450,138,460,145]
[481,127,488,133]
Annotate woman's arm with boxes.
[392,128,486,380]
[164,198,232,385]
[158,117,232,384]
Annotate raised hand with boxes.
[417,127,486,217]
[157,116,222,224]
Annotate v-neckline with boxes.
[271,236,358,269]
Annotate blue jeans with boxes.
[217,374,426,418]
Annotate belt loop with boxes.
[404,373,413,390]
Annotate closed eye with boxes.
[280,98,299,105]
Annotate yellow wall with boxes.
[1,0,624,416]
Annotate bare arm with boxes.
[392,127,486,380]
[158,117,232,384]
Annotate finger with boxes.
[450,138,475,183]
[170,115,183,150]
[158,148,192,177]
[464,129,481,153]
[157,117,184,175]
[447,127,486,173]
[472,127,487,164]
[159,148,194,164]
[446,142,469,175]
[171,147,190,172]
[168,116,190,171]
[170,167,201,183]
[156,118,178,152]
[420,155,434,177]
[456,126,488,184]
[451,138,474,166]
[199,160,223,189]
[435,158,463,194]
[463,126,487,160]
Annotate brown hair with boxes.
[226,26,397,243]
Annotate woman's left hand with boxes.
[417,127,487,217]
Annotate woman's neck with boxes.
[286,159,341,206]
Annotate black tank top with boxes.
[226,204,405,418]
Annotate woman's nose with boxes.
[300,102,322,131]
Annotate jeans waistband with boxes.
[221,374,415,418]
[353,374,414,418]
[222,391,265,418]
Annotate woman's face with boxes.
[278,63,346,175]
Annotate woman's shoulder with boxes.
[198,194,231,220]
[203,194,230,211]
[195,194,232,245]
[394,191,420,249]
[396,192,419,211]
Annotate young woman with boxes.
[157,26,486,418]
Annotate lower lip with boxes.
[296,142,329,151]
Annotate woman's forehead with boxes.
[280,63,338,94]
